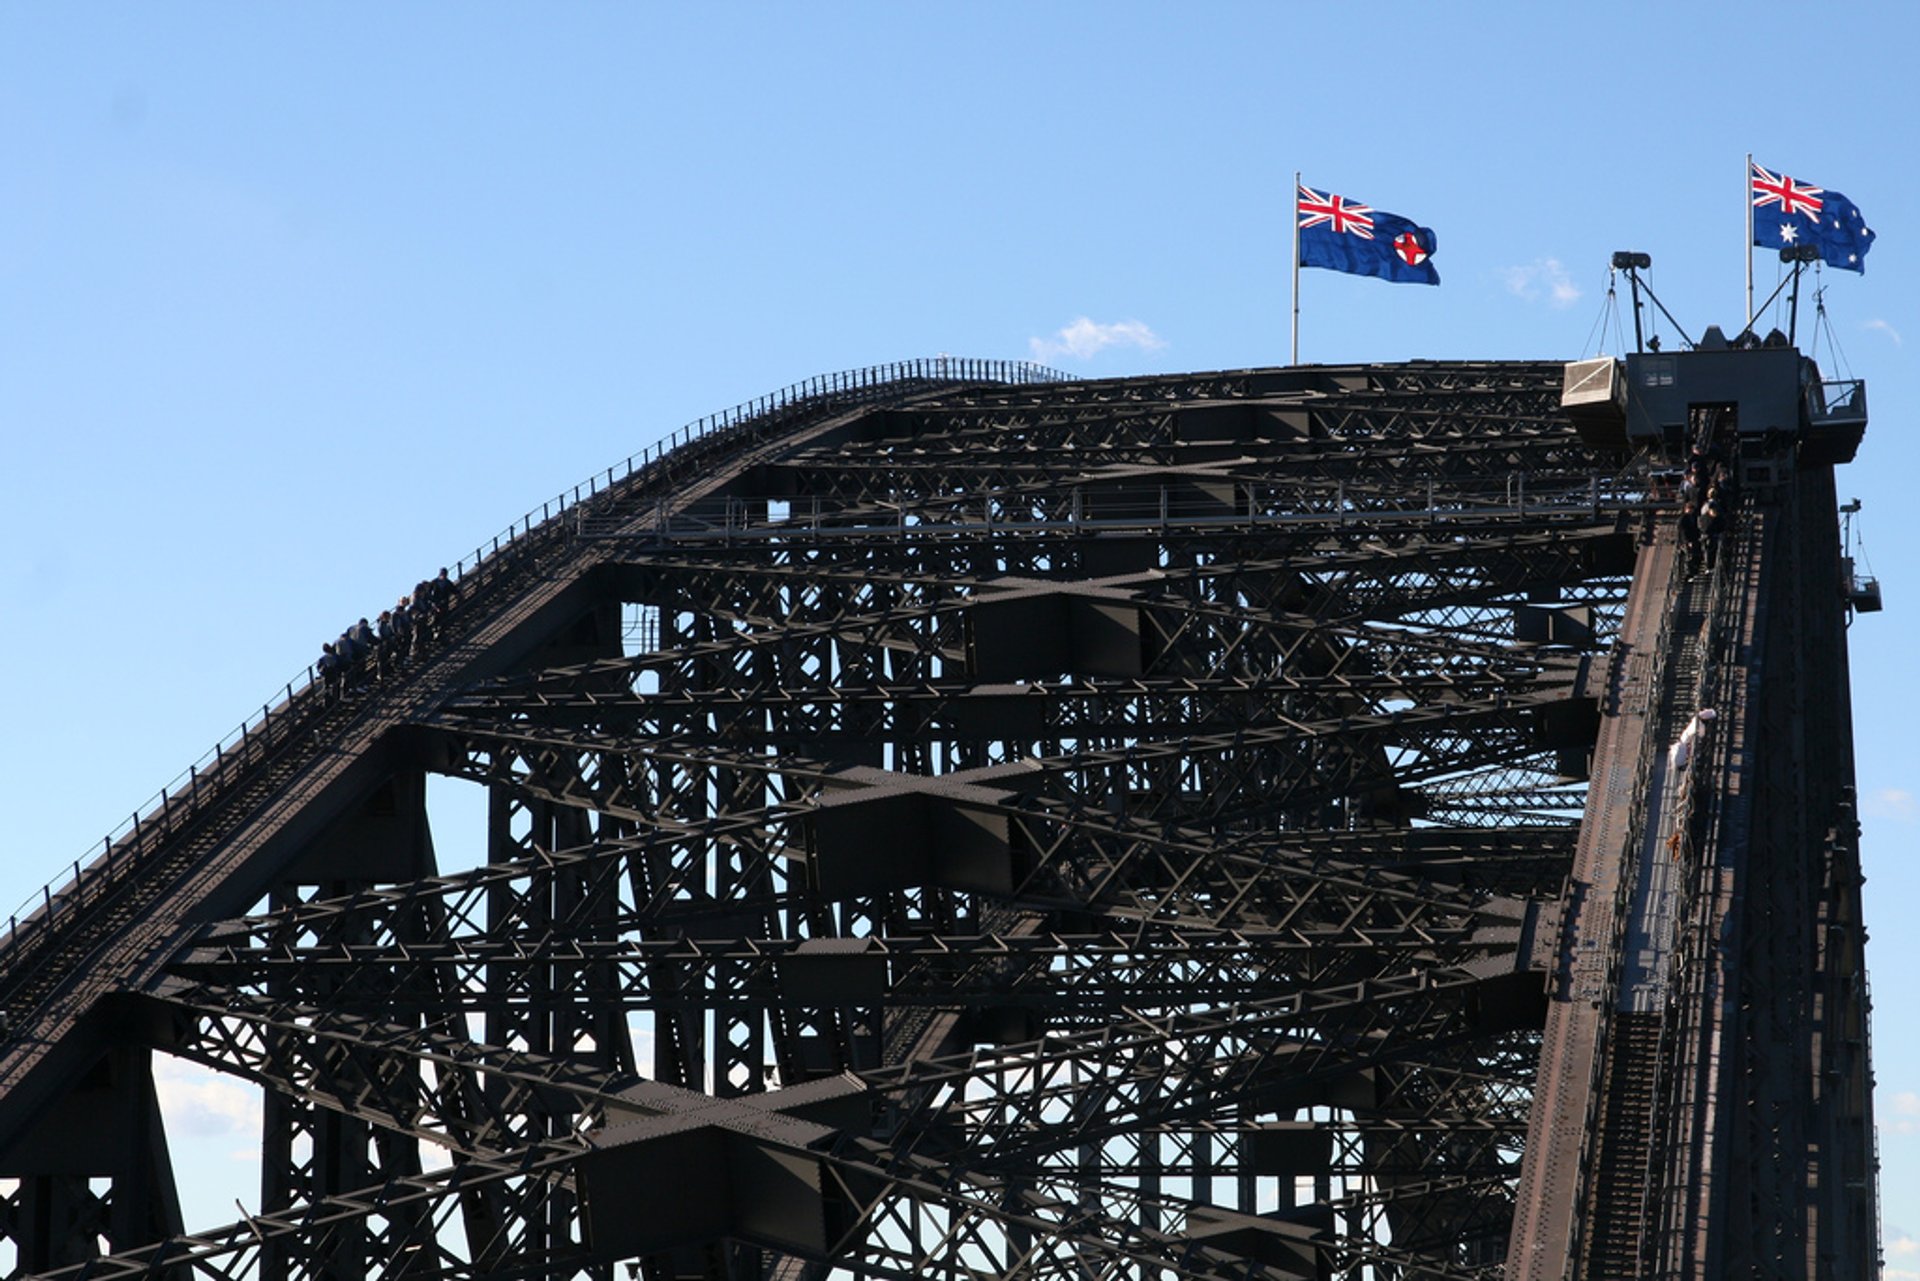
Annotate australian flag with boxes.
[1297,183,1439,285]
[1751,161,1875,273]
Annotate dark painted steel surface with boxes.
[0,360,1874,1280]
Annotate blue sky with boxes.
[3,0,1916,1263]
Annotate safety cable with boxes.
[1585,272,1621,357]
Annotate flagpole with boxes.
[1745,152,1754,331]
[1290,172,1301,365]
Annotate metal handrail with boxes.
[1638,519,1743,1281]
[1808,377,1866,425]
[1556,508,1689,1274]
[0,357,1068,967]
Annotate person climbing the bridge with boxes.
[1666,707,1719,858]
[429,567,459,617]
[1682,447,1709,506]
[317,641,344,705]
[1712,458,1740,513]
[350,617,375,669]
[1678,500,1702,574]
[335,626,365,692]
[412,578,437,644]
[376,609,399,680]
[1699,492,1726,570]
[1669,707,1718,773]
[391,595,414,667]
[409,568,457,646]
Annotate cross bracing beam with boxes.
[183,825,1572,969]
[582,486,1648,549]
[446,670,1576,722]
[172,913,1539,1021]
[857,964,1542,1158]
[401,722,1565,931]
[430,663,1594,761]
[45,990,1536,1281]
[423,671,1583,798]
[149,949,1541,1168]
[725,436,1626,506]
[149,983,628,1157]
[467,527,1628,695]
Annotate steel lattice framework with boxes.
[0,358,1876,1281]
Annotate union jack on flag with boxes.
[1298,186,1376,239]
[1751,163,1824,220]
[1296,181,1438,285]
[1750,159,1875,273]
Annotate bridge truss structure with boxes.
[0,358,1877,1280]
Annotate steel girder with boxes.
[0,361,1684,1280]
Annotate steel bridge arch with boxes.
[0,357,1874,1280]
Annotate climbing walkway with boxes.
[1580,542,1729,1275]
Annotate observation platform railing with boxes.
[1809,377,1866,428]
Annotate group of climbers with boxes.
[1662,436,1739,859]
[316,568,461,704]
[1675,441,1740,574]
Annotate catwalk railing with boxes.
[1558,504,1750,1277]
[1644,513,1750,1279]
[0,357,1067,991]
[1552,511,1689,1276]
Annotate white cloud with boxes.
[1499,258,1582,309]
[1029,317,1165,363]
[154,1056,260,1139]
[1866,318,1904,346]
[1887,1092,1920,1133]
[1865,789,1918,824]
